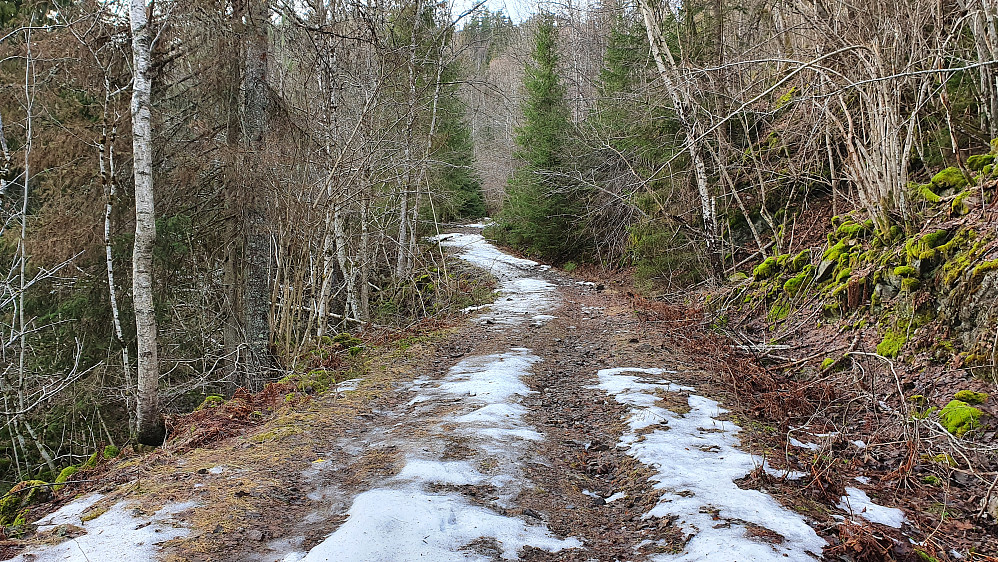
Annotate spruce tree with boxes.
[432,63,487,221]
[495,13,581,262]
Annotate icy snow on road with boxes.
[288,230,578,561]
[431,232,558,326]
[595,368,826,561]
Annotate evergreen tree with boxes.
[431,63,487,221]
[494,13,583,262]
[585,14,703,288]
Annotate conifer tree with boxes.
[432,63,487,221]
[495,13,582,262]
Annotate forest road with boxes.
[12,225,827,562]
[266,226,827,562]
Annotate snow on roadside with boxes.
[12,494,194,562]
[837,487,906,528]
[430,232,558,326]
[593,368,826,561]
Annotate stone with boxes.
[815,259,836,283]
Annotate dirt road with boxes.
[15,227,840,562]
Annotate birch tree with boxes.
[129,0,164,445]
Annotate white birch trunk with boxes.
[129,0,164,445]
[100,119,135,435]
[636,0,719,265]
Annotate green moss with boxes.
[197,395,224,410]
[830,281,850,297]
[767,300,791,322]
[0,494,21,525]
[753,256,780,280]
[0,480,50,525]
[820,357,835,370]
[901,277,921,292]
[983,164,994,176]
[921,229,950,249]
[835,268,852,283]
[893,265,917,277]
[877,329,907,358]
[953,390,988,404]
[940,231,987,285]
[728,271,749,282]
[926,453,957,466]
[951,188,972,215]
[915,549,940,562]
[930,166,970,191]
[298,369,337,394]
[11,508,28,528]
[103,445,120,459]
[823,240,850,262]
[909,182,941,204]
[331,332,363,348]
[783,266,815,297]
[81,450,100,469]
[921,475,941,486]
[967,153,994,171]
[789,250,811,272]
[53,465,78,492]
[939,400,982,436]
[972,259,998,280]
[836,221,865,239]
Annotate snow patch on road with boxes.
[594,368,826,561]
[14,494,194,562]
[431,233,558,325]
[295,350,580,560]
[299,488,573,562]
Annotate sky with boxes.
[451,0,535,23]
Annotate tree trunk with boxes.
[224,0,273,390]
[636,0,720,273]
[129,0,164,446]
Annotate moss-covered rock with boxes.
[909,182,941,204]
[893,265,917,278]
[951,188,972,215]
[930,167,970,191]
[103,445,120,459]
[53,466,78,492]
[967,153,995,171]
[753,256,780,280]
[331,332,363,348]
[822,240,852,263]
[783,266,815,297]
[197,395,225,410]
[901,277,921,292]
[0,480,50,525]
[835,268,852,283]
[939,400,982,437]
[789,250,812,273]
[954,390,988,405]
[906,229,950,263]
[836,221,865,239]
